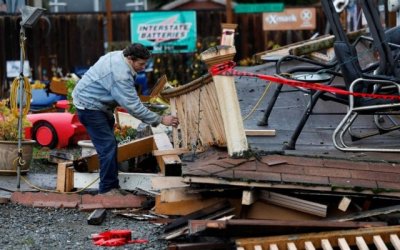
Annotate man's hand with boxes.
[161,115,180,128]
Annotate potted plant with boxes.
[0,99,35,175]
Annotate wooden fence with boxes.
[0,9,325,99]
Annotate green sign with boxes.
[234,3,284,13]
[131,11,197,54]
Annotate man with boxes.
[72,43,179,195]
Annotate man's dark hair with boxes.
[123,43,151,60]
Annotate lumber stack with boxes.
[161,74,226,152]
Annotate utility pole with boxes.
[106,0,113,46]
[226,0,233,23]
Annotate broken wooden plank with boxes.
[187,219,386,237]
[337,238,351,250]
[305,241,316,250]
[153,133,181,176]
[374,235,389,250]
[259,191,327,217]
[164,200,231,233]
[151,176,189,190]
[75,135,154,172]
[236,225,400,250]
[242,190,257,205]
[65,166,74,192]
[49,77,68,95]
[160,187,201,203]
[287,242,297,250]
[155,195,224,216]
[151,176,190,190]
[355,236,369,250]
[201,45,248,157]
[327,204,400,222]
[56,162,73,192]
[152,148,189,156]
[390,234,400,250]
[321,239,333,250]
[245,129,276,137]
[87,208,107,225]
[338,196,351,212]
[74,172,157,192]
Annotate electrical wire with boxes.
[10,34,31,118]
[242,81,272,121]
[11,158,100,194]
[10,76,31,117]
[20,175,100,194]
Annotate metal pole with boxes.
[16,26,26,189]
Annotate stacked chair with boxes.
[328,0,400,152]
[258,0,400,152]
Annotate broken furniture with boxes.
[56,133,182,192]
[257,54,342,150]
[235,225,400,250]
[200,45,248,156]
[161,74,227,152]
[322,0,400,152]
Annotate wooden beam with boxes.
[245,129,276,136]
[155,195,224,216]
[149,74,168,98]
[74,172,157,192]
[236,226,400,250]
[200,46,248,157]
[153,133,181,176]
[390,234,400,250]
[259,191,327,217]
[56,162,73,192]
[182,176,400,198]
[151,176,189,190]
[160,187,201,203]
[355,236,369,250]
[242,190,257,205]
[187,219,386,237]
[338,196,351,212]
[77,135,154,172]
[49,78,67,95]
[321,239,333,250]
[152,148,188,156]
[105,0,113,44]
[56,162,67,192]
[327,205,400,222]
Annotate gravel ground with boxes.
[0,151,168,250]
[0,203,167,250]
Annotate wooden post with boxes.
[105,0,113,45]
[220,23,237,46]
[200,46,248,156]
[225,0,233,23]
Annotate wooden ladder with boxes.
[236,225,400,250]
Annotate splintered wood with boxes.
[162,74,226,152]
[235,226,400,250]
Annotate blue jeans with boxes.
[77,109,119,193]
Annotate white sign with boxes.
[6,60,31,78]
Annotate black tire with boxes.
[32,121,58,149]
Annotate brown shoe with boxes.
[100,188,130,196]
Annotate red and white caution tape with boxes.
[209,61,400,101]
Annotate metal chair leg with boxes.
[283,91,323,150]
[258,84,283,126]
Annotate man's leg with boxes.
[77,109,118,193]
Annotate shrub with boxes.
[0,99,31,141]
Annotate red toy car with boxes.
[25,112,88,149]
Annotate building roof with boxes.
[160,0,229,10]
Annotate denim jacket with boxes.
[72,51,161,126]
